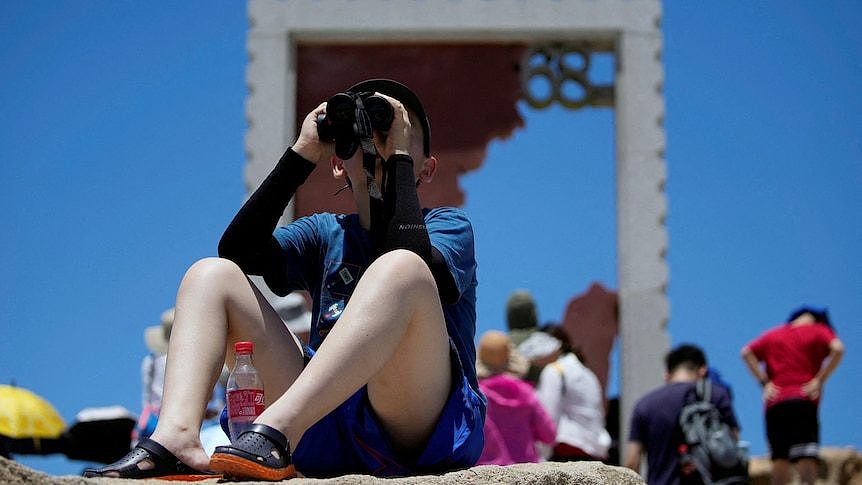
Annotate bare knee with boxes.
[371,250,435,292]
[182,257,245,289]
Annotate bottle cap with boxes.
[234,341,253,354]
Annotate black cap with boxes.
[347,79,431,156]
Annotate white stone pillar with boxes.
[245,10,296,222]
[615,27,670,455]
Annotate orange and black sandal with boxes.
[209,424,296,481]
[82,437,218,481]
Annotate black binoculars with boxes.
[316,91,394,160]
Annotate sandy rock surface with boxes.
[749,447,862,485]
[0,457,645,485]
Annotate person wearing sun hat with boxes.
[136,308,174,442]
[143,308,174,356]
[88,79,484,481]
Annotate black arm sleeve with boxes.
[380,154,459,303]
[381,154,432,263]
[218,148,315,291]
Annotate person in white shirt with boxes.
[529,326,611,461]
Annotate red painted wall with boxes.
[294,43,527,216]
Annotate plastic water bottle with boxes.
[226,341,265,441]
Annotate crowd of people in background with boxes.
[470,292,844,485]
[124,287,844,485]
[476,290,610,467]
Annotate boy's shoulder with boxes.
[424,207,473,228]
[424,206,468,218]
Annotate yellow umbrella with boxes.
[0,384,66,439]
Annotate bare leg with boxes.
[796,457,818,485]
[143,258,305,471]
[257,249,452,451]
[771,458,791,485]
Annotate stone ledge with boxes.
[749,447,862,485]
[0,457,644,485]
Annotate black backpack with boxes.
[678,379,749,485]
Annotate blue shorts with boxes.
[221,342,485,478]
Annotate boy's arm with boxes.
[374,94,460,302]
[381,153,431,262]
[375,155,463,306]
[218,104,326,288]
[380,155,460,302]
[217,148,315,277]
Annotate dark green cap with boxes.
[506,289,538,330]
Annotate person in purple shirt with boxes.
[625,344,740,485]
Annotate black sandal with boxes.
[209,424,296,481]
[82,437,216,481]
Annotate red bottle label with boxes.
[227,388,265,419]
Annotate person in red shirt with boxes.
[741,307,844,485]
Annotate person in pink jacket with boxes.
[476,330,557,465]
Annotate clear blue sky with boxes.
[2,1,860,477]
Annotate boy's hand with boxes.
[372,93,412,160]
[293,102,332,165]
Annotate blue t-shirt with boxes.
[272,207,480,392]
[629,381,738,485]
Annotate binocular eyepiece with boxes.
[316,91,394,160]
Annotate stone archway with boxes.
[244,0,669,455]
